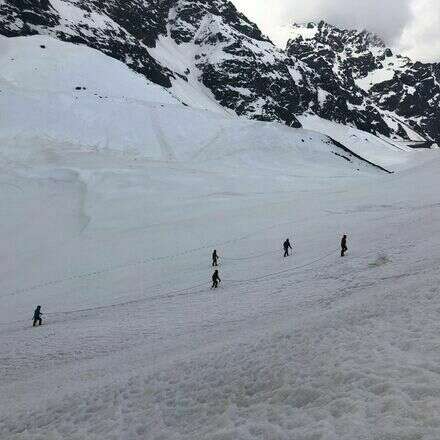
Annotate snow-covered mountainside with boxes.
[2,31,440,440]
[1,0,438,144]
[0,0,304,126]
[287,21,440,145]
[1,35,397,171]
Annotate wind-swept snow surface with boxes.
[1,35,439,439]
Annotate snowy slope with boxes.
[298,115,415,170]
[0,35,177,104]
[1,35,397,169]
[2,0,438,146]
[1,35,440,440]
[0,34,408,314]
[0,0,304,127]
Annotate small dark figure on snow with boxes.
[33,305,42,327]
[212,249,219,267]
[212,270,221,289]
[341,234,348,257]
[283,238,292,257]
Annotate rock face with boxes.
[165,0,307,126]
[0,0,173,87]
[287,21,440,144]
[0,2,438,142]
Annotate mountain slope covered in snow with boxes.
[1,0,439,145]
[2,35,411,171]
[0,0,305,126]
[1,32,440,440]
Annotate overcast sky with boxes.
[231,0,440,62]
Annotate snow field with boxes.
[0,35,177,104]
[1,34,440,439]
[3,156,440,439]
[3,184,440,440]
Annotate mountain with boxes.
[0,1,438,144]
[287,21,440,145]
[3,30,440,440]
[0,0,305,127]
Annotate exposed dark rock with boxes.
[287,21,439,143]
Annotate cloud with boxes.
[400,0,440,62]
[232,0,440,62]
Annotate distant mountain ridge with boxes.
[287,21,440,145]
[0,1,438,144]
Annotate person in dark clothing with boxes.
[33,305,42,327]
[341,234,348,257]
[212,249,219,267]
[212,270,221,289]
[283,238,292,257]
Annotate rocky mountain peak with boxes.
[287,20,439,144]
[288,21,386,54]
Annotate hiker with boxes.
[33,305,42,327]
[341,234,348,257]
[212,249,219,267]
[212,270,221,289]
[283,238,292,257]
